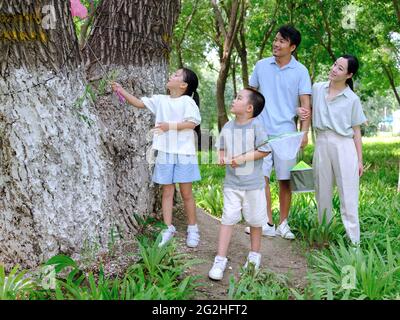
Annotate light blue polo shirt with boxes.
[249,56,312,136]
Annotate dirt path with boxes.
[174,208,308,300]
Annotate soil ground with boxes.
[174,207,308,300]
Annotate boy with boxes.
[208,88,270,281]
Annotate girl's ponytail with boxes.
[182,68,200,108]
[192,91,200,108]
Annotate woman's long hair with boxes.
[341,54,359,91]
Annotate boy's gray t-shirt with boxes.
[218,118,270,190]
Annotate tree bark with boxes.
[393,0,400,25]
[235,22,248,87]
[0,0,109,269]
[83,0,180,236]
[0,0,180,269]
[232,55,237,97]
[381,63,400,107]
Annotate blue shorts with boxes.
[153,151,201,185]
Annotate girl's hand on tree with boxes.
[111,82,123,92]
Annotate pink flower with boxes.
[70,0,88,19]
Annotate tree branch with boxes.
[393,0,400,25]
[258,0,280,60]
[316,0,336,61]
[79,0,96,50]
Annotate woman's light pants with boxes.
[313,130,360,244]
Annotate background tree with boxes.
[171,0,399,135]
[211,0,245,130]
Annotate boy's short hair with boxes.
[244,88,265,118]
[277,25,301,50]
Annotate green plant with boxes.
[133,213,165,243]
[228,267,291,300]
[0,265,35,300]
[194,182,224,217]
[289,194,345,248]
[298,238,400,300]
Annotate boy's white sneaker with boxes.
[208,256,228,281]
[275,220,295,240]
[243,251,261,269]
[244,224,276,237]
[186,225,200,248]
[158,225,176,247]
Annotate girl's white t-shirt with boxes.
[141,94,201,155]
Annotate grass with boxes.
[194,136,400,299]
[0,227,202,300]
[228,266,292,300]
[1,137,398,300]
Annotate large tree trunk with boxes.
[83,0,180,236]
[0,0,180,270]
[0,0,109,269]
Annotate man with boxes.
[246,25,311,239]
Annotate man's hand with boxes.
[297,107,311,121]
[301,132,308,149]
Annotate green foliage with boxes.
[39,237,201,300]
[0,265,35,300]
[2,225,202,300]
[295,239,400,300]
[132,213,166,243]
[289,195,346,248]
[171,0,400,132]
[195,182,224,218]
[228,267,291,300]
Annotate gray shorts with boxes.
[262,152,296,180]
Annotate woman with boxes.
[312,54,367,245]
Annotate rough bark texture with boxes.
[0,0,109,269]
[0,0,180,269]
[83,0,180,237]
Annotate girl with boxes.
[312,54,367,245]
[111,68,201,248]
